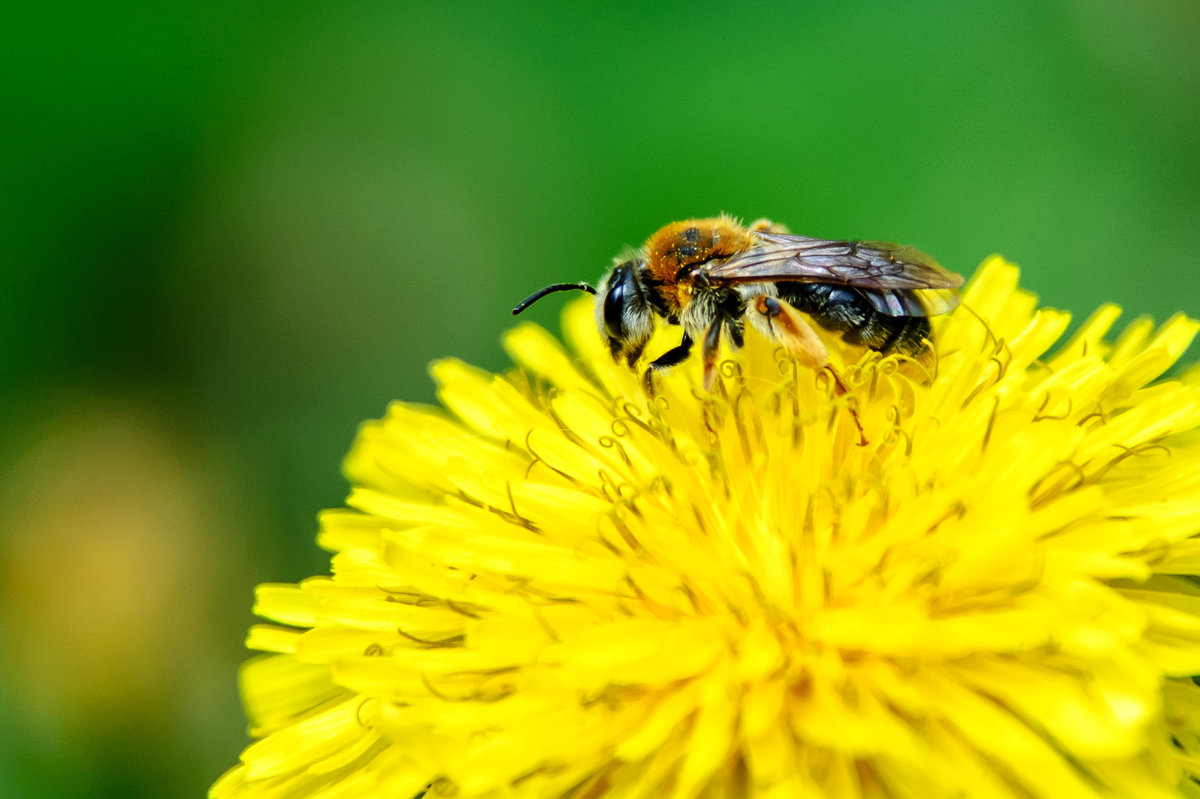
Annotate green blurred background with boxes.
[2,1,1198,796]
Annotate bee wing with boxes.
[859,287,961,317]
[707,233,964,293]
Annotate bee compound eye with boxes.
[603,279,628,340]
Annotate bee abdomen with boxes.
[777,283,869,332]
[846,314,931,357]
[776,282,930,357]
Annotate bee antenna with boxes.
[512,282,597,315]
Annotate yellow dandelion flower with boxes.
[213,257,1200,799]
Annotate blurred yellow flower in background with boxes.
[213,257,1200,798]
[0,399,244,795]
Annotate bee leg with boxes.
[747,218,790,234]
[641,333,693,394]
[624,340,648,369]
[755,296,868,446]
[755,296,828,369]
[701,316,724,391]
[726,317,744,350]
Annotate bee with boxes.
[513,215,963,397]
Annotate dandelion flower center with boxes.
[214,257,1200,799]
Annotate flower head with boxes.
[214,257,1200,798]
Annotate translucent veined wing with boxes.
[703,233,964,317]
[859,286,961,317]
[705,234,963,288]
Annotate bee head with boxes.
[512,258,655,370]
[597,259,654,367]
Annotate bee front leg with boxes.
[755,295,868,446]
[641,333,694,394]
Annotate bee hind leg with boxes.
[754,296,827,369]
[747,218,790,234]
[754,295,868,446]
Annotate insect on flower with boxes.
[514,215,964,397]
[216,251,1200,799]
